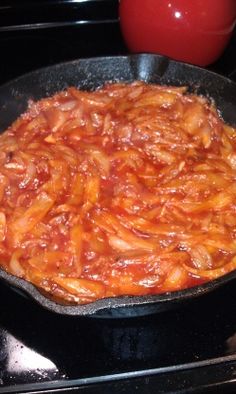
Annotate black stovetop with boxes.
[1,1,236,393]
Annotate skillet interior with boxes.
[0,53,236,317]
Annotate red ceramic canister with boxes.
[119,0,236,66]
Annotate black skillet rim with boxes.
[0,53,236,317]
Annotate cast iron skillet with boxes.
[0,54,236,318]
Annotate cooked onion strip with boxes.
[9,250,24,277]
[8,192,55,246]
[70,223,83,276]
[183,257,236,280]
[0,212,6,242]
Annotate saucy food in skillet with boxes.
[0,81,236,305]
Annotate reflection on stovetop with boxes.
[0,278,236,388]
[0,330,62,384]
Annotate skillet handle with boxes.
[228,69,236,82]
[207,28,236,81]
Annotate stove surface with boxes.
[1,280,236,393]
[0,1,236,393]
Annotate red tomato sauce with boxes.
[0,81,236,304]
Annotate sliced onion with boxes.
[189,245,212,270]
[89,148,110,178]
[58,100,77,111]
[108,235,136,251]
[0,212,6,242]
[53,277,106,299]
[183,257,236,280]
[9,250,24,277]
[19,162,36,188]
[70,223,83,276]
[9,192,55,246]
